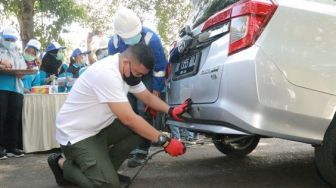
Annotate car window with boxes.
[191,0,240,28]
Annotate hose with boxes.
[125,149,165,188]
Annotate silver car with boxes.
[166,0,336,186]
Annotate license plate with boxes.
[174,52,200,80]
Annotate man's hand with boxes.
[164,138,186,157]
[168,98,192,121]
[156,134,186,157]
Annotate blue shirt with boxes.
[108,26,167,92]
[40,64,68,92]
[40,64,69,85]
[66,63,86,79]
[39,70,49,85]
[0,74,22,93]
[22,72,41,91]
[63,63,86,92]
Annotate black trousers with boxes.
[0,90,23,150]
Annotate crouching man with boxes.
[48,43,190,188]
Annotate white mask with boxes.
[123,33,142,45]
[2,41,17,50]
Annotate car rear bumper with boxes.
[166,120,250,135]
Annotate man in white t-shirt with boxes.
[47,43,191,188]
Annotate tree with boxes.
[154,0,191,47]
[0,0,35,46]
[0,0,86,48]
[0,0,192,51]
[81,0,116,34]
[18,0,35,45]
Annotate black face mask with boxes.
[123,63,141,86]
[124,72,141,86]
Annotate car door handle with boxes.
[210,66,220,72]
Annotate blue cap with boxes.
[2,27,19,41]
[71,48,91,57]
[2,35,17,40]
[46,42,66,52]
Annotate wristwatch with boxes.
[156,134,170,148]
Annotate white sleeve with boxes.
[90,69,128,103]
[129,82,146,94]
[0,48,26,69]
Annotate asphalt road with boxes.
[0,138,332,188]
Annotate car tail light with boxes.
[202,0,277,55]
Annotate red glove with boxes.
[168,98,192,121]
[145,105,157,118]
[164,138,186,157]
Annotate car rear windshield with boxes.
[191,0,240,28]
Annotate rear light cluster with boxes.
[202,0,278,55]
[166,0,277,79]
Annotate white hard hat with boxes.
[26,39,41,51]
[2,27,19,41]
[113,7,142,39]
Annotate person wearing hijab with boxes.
[22,39,42,93]
[57,63,69,92]
[0,27,26,159]
[65,48,90,91]
[39,42,66,85]
[67,48,90,78]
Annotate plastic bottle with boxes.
[51,77,58,94]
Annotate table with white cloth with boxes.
[22,93,67,153]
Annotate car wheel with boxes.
[212,135,260,157]
[315,124,336,187]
